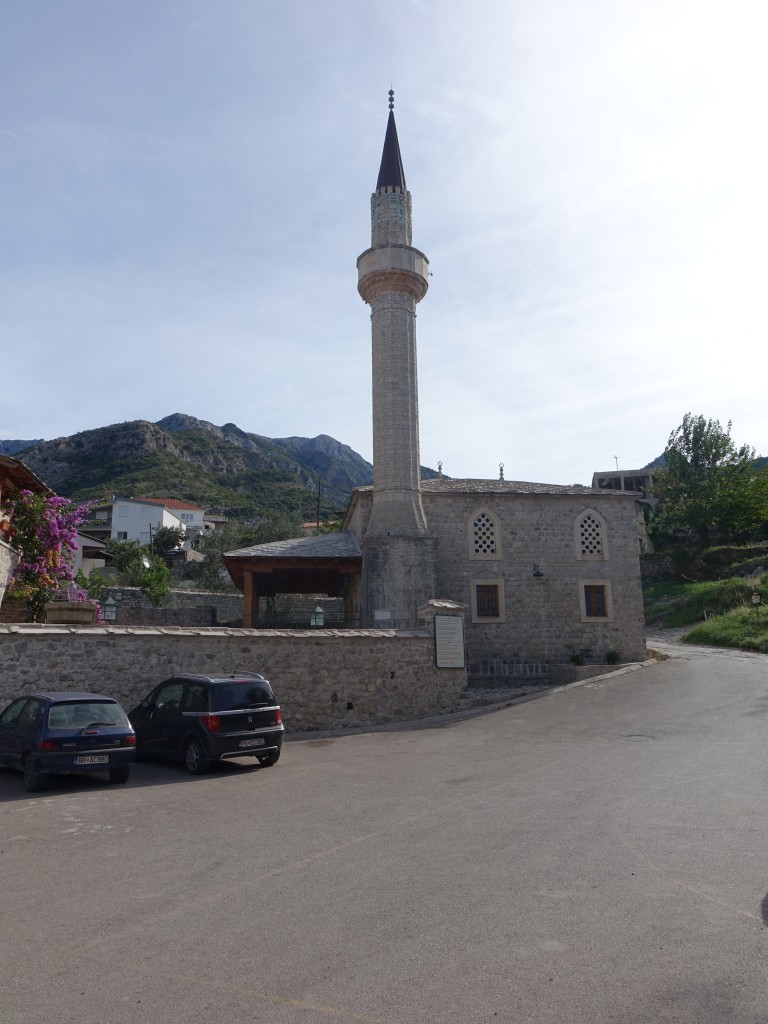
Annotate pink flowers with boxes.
[1,491,95,622]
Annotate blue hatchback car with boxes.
[0,692,136,792]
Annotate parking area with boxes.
[2,650,768,1024]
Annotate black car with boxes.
[129,672,284,774]
[0,692,136,792]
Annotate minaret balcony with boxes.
[357,245,429,303]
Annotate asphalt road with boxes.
[2,642,768,1024]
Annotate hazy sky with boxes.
[2,0,766,486]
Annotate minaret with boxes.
[357,91,437,627]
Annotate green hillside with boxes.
[16,415,373,521]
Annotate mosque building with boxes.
[224,94,647,671]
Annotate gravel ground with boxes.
[645,624,692,644]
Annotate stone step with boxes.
[467,674,550,690]
[461,681,551,708]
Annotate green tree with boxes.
[74,568,105,603]
[104,539,147,583]
[104,538,172,606]
[150,525,186,557]
[184,515,302,592]
[316,519,342,534]
[140,559,174,607]
[650,413,768,548]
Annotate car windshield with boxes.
[48,701,129,729]
[213,681,274,711]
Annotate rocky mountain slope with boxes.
[7,413,378,520]
[0,439,43,456]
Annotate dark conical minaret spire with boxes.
[376,90,406,191]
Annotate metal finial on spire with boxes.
[376,90,406,191]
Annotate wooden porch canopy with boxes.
[223,532,362,629]
[0,455,50,500]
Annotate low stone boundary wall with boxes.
[102,587,244,627]
[0,625,467,733]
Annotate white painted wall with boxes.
[111,501,185,546]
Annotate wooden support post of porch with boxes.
[243,570,254,628]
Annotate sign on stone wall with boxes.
[434,614,465,669]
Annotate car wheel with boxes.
[184,738,211,775]
[257,749,280,767]
[23,756,46,793]
[108,766,131,784]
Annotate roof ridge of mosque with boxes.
[351,479,642,497]
[225,532,362,560]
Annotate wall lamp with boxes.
[532,564,544,578]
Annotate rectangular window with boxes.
[476,584,499,618]
[584,584,607,617]
[471,578,506,622]
[116,531,128,541]
[117,505,129,518]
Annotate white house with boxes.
[133,497,208,537]
[110,498,186,546]
[71,532,108,577]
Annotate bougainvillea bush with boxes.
[1,490,94,622]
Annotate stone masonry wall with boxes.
[0,538,19,606]
[362,534,438,628]
[423,490,647,667]
[0,625,467,733]
[102,587,244,627]
[0,587,245,627]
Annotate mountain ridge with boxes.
[4,413,379,520]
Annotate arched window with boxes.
[575,509,607,560]
[469,508,501,560]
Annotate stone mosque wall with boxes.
[422,489,647,667]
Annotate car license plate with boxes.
[239,738,265,748]
[74,755,109,765]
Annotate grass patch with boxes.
[683,605,768,653]
[643,577,766,627]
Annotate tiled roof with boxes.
[353,479,638,498]
[0,455,51,495]
[226,532,362,560]
[133,497,204,510]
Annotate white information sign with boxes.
[434,615,465,669]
